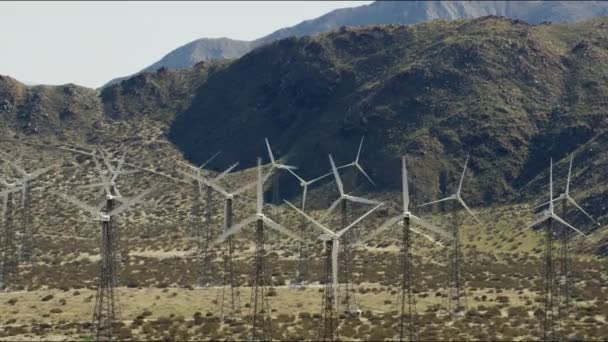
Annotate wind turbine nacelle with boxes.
[318,233,333,241]
[93,215,111,222]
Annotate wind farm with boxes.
[2,4,608,341]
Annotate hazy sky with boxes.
[0,1,372,88]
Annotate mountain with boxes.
[5,17,608,234]
[105,1,608,87]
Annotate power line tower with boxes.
[319,237,337,341]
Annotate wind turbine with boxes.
[265,138,298,218]
[535,154,599,225]
[177,151,222,240]
[322,153,380,312]
[0,181,25,289]
[284,199,382,340]
[356,156,451,341]
[0,149,57,263]
[337,136,375,187]
[418,155,480,315]
[286,168,333,285]
[323,154,381,220]
[178,160,251,321]
[51,185,156,342]
[216,157,301,341]
[523,159,594,341]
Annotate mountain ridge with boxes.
[104,0,608,87]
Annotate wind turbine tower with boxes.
[0,150,56,263]
[52,184,155,342]
[358,156,451,341]
[527,159,596,341]
[285,200,382,341]
[286,168,332,286]
[216,158,301,341]
[179,160,247,320]
[1,182,23,289]
[419,155,481,315]
[324,154,379,313]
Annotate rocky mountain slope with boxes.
[3,17,608,232]
[105,1,608,86]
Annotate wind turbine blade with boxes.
[332,239,339,310]
[566,195,599,225]
[526,213,550,230]
[410,214,452,240]
[355,164,375,186]
[0,154,27,177]
[232,180,256,197]
[199,151,221,170]
[58,146,95,157]
[28,164,57,180]
[113,170,140,176]
[410,226,446,248]
[345,194,380,206]
[177,169,230,198]
[402,156,409,212]
[284,200,335,237]
[418,196,454,208]
[457,197,481,224]
[257,157,263,214]
[566,153,573,194]
[328,154,344,195]
[308,171,333,185]
[262,216,302,241]
[337,203,383,238]
[549,158,554,213]
[265,138,275,164]
[112,154,126,180]
[108,187,156,217]
[213,162,239,182]
[286,168,305,184]
[550,212,594,242]
[457,155,469,196]
[277,163,298,170]
[321,197,343,221]
[51,191,100,218]
[77,182,111,190]
[533,200,552,210]
[215,215,257,244]
[356,214,402,246]
[99,148,115,174]
[355,136,364,163]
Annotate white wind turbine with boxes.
[337,136,375,186]
[0,150,58,261]
[322,154,381,220]
[284,200,383,310]
[357,156,452,247]
[525,159,591,240]
[535,153,599,226]
[51,186,157,223]
[265,138,297,171]
[215,157,301,243]
[286,168,334,285]
[418,155,481,224]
